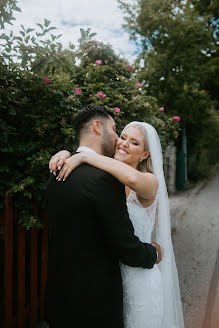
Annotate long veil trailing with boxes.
[122,122,184,328]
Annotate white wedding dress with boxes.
[120,189,164,328]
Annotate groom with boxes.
[45,105,161,328]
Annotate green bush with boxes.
[0,24,179,229]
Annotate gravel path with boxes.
[170,172,219,328]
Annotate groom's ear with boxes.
[92,119,103,135]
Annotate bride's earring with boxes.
[140,158,143,162]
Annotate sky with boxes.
[5,0,138,63]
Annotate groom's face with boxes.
[101,116,118,157]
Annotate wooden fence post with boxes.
[1,195,48,328]
[17,225,26,328]
[40,211,48,320]
[4,195,14,327]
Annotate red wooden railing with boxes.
[0,194,48,328]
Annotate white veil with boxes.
[122,122,184,328]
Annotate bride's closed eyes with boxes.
[120,135,140,146]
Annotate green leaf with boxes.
[0,33,9,40]
[80,28,86,39]
[25,35,30,43]
[26,28,35,34]
[90,33,97,38]
[44,19,51,27]
[14,6,22,12]
[48,27,57,31]
[13,36,23,42]
[9,108,16,115]
[69,42,75,49]
[37,23,43,30]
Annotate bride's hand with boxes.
[57,152,85,181]
[151,242,163,264]
[49,150,71,175]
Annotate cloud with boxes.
[4,0,137,63]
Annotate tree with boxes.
[192,0,219,102]
[118,0,219,180]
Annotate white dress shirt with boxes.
[76,146,97,154]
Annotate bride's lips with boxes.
[118,148,129,155]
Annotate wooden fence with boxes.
[0,195,48,328]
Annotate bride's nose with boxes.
[122,139,129,147]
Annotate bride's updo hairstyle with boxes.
[121,122,153,174]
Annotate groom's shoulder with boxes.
[76,163,113,179]
[76,163,122,186]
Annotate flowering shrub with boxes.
[0,25,179,229]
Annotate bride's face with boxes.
[114,126,149,168]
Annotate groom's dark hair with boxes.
[73,105,114,141]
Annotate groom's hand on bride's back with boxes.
[49,150,71,175]
[151,242,162,264]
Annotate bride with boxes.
[49,121,184,328]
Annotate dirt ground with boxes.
[170,172,219,328]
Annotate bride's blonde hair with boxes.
[122,122,153,174]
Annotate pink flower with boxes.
[89,94,93,97]
[115,61,119,65]
[136,83,143,87]
[159,107,164,112]
[129,65,134,71]
[132,96,137,100]
[75,88,82,94]
[95,40,100,45]
[97,92,106,98]
[43,77,51,83]
[173,116,180,122]
[113,107,120,113]
[96,60,102,66]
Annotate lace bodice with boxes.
[126,190,157,243]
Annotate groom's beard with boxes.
[102,128,116,158]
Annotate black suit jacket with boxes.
[45,164,157,328]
